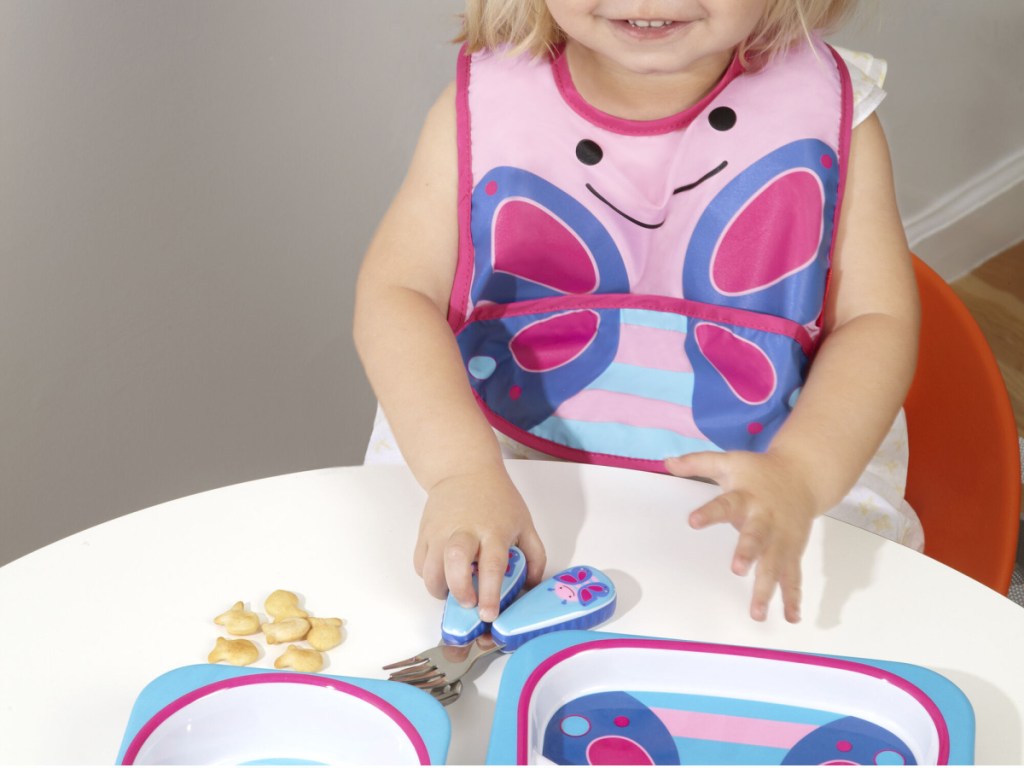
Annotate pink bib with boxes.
[450,38,853,472]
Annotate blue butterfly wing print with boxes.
[682,140,838,450]
[577,582,610,606]
[469,167,629,305]
[543,691,679,765]
[505,547,521,577]
[458,167,629,432]
[782,716,916,765]
[555,566,594,585]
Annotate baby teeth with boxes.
[628,19,673,28]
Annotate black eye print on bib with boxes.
[576,139,604,165]
[708,106,737,131]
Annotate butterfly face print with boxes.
[550,567,612,606]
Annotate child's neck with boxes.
[562,40,735,122]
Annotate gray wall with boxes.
[834,1,1024,278]
[2,1,1022,565]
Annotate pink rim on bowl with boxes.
[514,638,951,765]
[122,672,433,765]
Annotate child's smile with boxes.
[612,17,691,41]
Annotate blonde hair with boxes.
[456,0,859,64]
[457,0,559,58]
[744,0,859,65]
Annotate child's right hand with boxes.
[413,465,546,624]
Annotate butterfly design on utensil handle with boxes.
[505,546,522,577]
[490,565,617,651]
[551,567,611,607]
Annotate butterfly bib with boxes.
[448,37,853,473]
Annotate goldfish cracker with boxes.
[264,589,309,620]
[261,617,311,644]
[307,617,344,651]
[213,601,261,636]
[208,637,259,666]
[275,644,323,673]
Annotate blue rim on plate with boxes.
[116,664,450,765]
[486,630,975,765]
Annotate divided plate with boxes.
[116,664,450,765]
[487,631,974,765]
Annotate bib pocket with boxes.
[455,293,814,471]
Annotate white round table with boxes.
[1,461,1022,764]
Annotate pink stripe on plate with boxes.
[554,390,703,436]
[616,324,692,373]
[650,707,817,749]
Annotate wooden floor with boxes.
[951,240,1024,441]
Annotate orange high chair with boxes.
[903,254,1020,593]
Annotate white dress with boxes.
[363,47,926,553]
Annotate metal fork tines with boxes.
[383,636,499,705]
[426,679,463,707]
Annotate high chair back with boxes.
[903,254,1020,593]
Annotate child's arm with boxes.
[353,84,546,621]
[665,113,920,623]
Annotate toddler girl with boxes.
[355,0,922,624]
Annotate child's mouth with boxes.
[614,18,684,38]
[627,19,675,29]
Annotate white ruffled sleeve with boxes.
[833,46,888,127]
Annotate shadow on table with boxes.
[814,520,886,629]
[601,568,642,622]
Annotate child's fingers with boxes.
[773,545,804,623]
[780,570,803,623]
[474,540,511,623]
[443,529,480,609]
[518,527,547,588]
[664,450,727,482]
[731,512,771,576]
[749,567,775,622]
[749,549,803,624]
[412,538,428,578]
[418,543,449,600]
[688,490,745,530]
[749,556,783,622]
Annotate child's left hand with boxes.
[664,450,819,624]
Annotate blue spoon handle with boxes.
[440,546,527,645]
[490,565,616,652]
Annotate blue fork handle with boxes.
[440,546,527,645]
[491,565,616,652]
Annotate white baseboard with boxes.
[904,147,1024,281]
